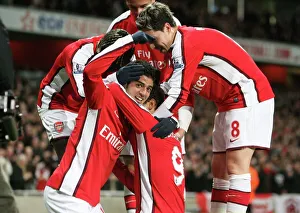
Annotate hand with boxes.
[132,31,155,44]
[116,63,145,85]
[151,116,178,139]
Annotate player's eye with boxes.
[136,83,142,88]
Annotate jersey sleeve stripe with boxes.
[59,108,99,195]
[199,54,259,106]
[137,133,154,212]
[71,43,95,98]
[57,106,89,190]
[169,30,186,112]
[73,109,101,196]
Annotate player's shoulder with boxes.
[172,16,181,26]
[178,26,210,42]
[178,26,206,33]
[78,35,102,44]
[114,10,131,21]
[108,10,132,29]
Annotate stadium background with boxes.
[0,0,300,212]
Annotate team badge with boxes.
[172,57,184,70]
[73,63,85,74]
[54,121,64,133]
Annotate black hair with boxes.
[127,60,160,86]
[97,29,135,71]
[98,29,129,51]
[144,86,165,110]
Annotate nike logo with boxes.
[230,138,239,142]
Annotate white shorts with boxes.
[37,106,78,141]
[212,98,274,152]
[44,186,104,213]
[120,137,186,156]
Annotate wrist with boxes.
[175,128,185,141]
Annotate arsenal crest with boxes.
[54,121,64,133]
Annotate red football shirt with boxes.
[163,26,274,113]
[109,83,185,213]
[46,35,135,206]
[37,35,102,113]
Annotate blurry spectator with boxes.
[0,148,13,183]
[293,161,300,193]
[185,152,211,192]
[10,153,33,189]
[35,150,52,191]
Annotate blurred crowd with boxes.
[0,0,300,44]
[0,71,299,195]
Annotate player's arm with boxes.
[108,83,158,133]
[112,159,135,193]
[159,56,190,114]
[160,30,205,114]
[83,35,135,109]
[152,42,201,138]
[176,93,195,140]
[67,44,96,98]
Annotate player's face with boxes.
[144,23,174,53]
[143,99,156,114]
[126,75,153,104]
[126,0,155,18]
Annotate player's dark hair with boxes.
[144,86,165,110]
[128,60,160,86]
[97,29,134,71]
[98,29,129,51]
[136,2,176,31]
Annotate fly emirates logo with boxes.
[191,75,207,94]
[136,50,168,70]
[99,124,124,152]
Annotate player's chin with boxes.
[160,48,167,53]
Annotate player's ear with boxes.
[165,23,172,32]
[147,99,157,113]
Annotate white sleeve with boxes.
[106,11,131,32]
[178,105,194,132]
[72,43,95,98]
